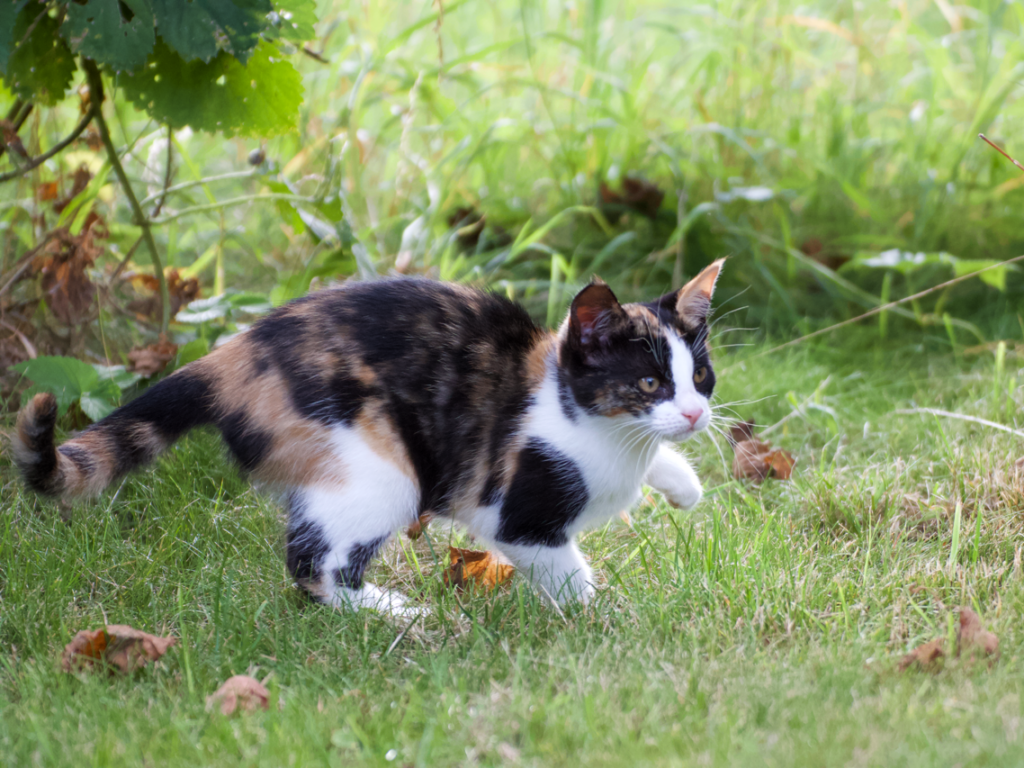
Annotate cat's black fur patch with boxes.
[311,279,544,513]
[332,536,389,589]
[97,370,214,477]
[285,499,330,584]
[59,444,93,475]
[218,410,272,472]
[496,438,588,547]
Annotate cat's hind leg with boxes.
[284,433,421,615]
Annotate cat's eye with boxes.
[638,376,660,393]
[693,367,708,384]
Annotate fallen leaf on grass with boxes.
[62,625,176,673]
[898,637,945,672]
[127,337,178,376]
[444,547,514,593]
[206,675,270,715]
[730,421,797,483]
[406,512,435,540]
[599,177,665,219]
[898,607,999,672]
[958,607,999,659]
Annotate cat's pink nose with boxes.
[681,409,702,427]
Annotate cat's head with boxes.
[558,259,724,441]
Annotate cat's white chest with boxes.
[524,378,655,534]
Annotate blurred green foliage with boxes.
[2,0,1024,378]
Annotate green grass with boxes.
[3,338,1024,766]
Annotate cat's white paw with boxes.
[659,476,703,510]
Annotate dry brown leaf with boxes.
[730,420,797,483]
[444,547,514,593]
[206,675,270,715]
[765,449,797,480]
[406,512,435,540]
[62,625,176,673]
[733,438,773,482]
[127,337,178,377]
[1,120,27,158]
[600,177,665,219]
[898,637,945,672]
[729,420,757,445]
[36,225,105,326]
[957,607,999,659]
[127,269,200,321]
[36,181,59,202]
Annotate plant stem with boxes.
[0,107,94,183]
[84,59,170,333]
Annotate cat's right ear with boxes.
[568,278,624,349]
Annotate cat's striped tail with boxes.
[13,366,214,500]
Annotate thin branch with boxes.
[751,252,1024,359]
[150,193,314,225]
[150,125,174,219]
[109,235,144,283]
[0,235,55,298]
[894,408,1024,439]
[138,170,258,207]
[84,59,170,333]
[0,107,95,184]
[13,102,32,131]
[302,46,330,63]
[979,134,1024,174]
[4,101,23,123]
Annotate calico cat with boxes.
[13,259,724,612]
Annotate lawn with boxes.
[2,336,1022,767]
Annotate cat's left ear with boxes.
[569,278,625,349]
[654,258,725,332]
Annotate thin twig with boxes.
[150,193,314,225]
[150,125,174,219]
[84,59,170,333]
[894,408,1024,439]
[0,236,54,298]
[0,108,95,184]
[138,170,258,207]
[109,235,144,283]
[751,252,1024,359]
[979,134,1024,174]
[301,46,330,63]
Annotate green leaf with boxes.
[150,0,219,62]
[269,0,317,42]
[197,0,271,63]
[3,6,76,105]
[93,363,143,390]
[79,379,121,421]
[953,259,1015,292]
[119,38,303,137]
[62,0,155,72]
[12,356,100,416]
[172,337,210,368]
[176,294,232,323]
[0,0,32,70]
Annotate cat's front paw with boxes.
[660,477,703,510]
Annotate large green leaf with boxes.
[120,38,303,137]
[268,0,317,43]
[0,0,32,71]
[3,5,76,105]
[62,0,155,72]
[196,0,271,63]
[150,0,219,62]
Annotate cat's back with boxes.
[258,277,544,368]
